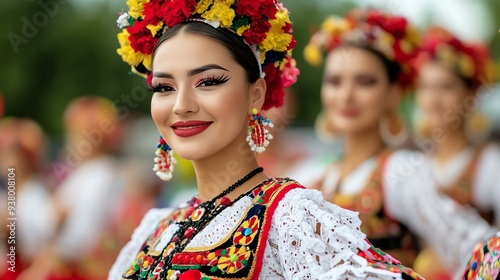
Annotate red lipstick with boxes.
[339,108,359,118]
[171,120,213,137]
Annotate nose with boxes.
[172,85,199,116]
[336,81,355,103]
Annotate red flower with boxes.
[128,20,158,54]
[243,19,271,45]
[159,0,196,27]
[142,0,162,22]
[236,0,277,21]
[366,10,408,39]
[262,64,284,110]
[178,269,201,280]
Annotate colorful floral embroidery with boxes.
[123,178,301,279]
[233,216,260,245]
[216,246,252,273]
[358,243,424,280]
[463,233,500,279]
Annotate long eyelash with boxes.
[149,83,170,93]
[196,74,230,85]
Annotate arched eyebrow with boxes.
[153,64,229,78]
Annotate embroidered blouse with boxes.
[311,149,497,275]
[109,178,423,280]
[316,150,419,267]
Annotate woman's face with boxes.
[416,61,471,129]
[321,47,396,134]
[151,31,258,161]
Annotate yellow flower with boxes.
[117,29,147,67]
[127,0,149,19]
[143,54,152,71]
[436,44,457,70]
[258,7,292,53]
[202,2,235,28]
[236,24,250,36]
[458,53,475,78]
[147,22,164,37]
[406,26,421,46]
[321,16,350,36]
[303,43,323,66]
[260,33,293,52]
[195,0,212,14]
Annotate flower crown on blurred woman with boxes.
[414,26,496,90]
[304,9,421,89]
[116,0,299,110]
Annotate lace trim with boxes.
[263,188,403,279]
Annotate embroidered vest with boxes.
[122,178,302,280]
[326,151,420,267]
[440,144,494,224]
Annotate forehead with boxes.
[419,60,456,80]
[153,32,236,72]
[325,47,384,75]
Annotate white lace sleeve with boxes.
[108,208,173,280]
[261,188,405,280]
[382,150,497,276]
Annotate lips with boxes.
[171,120,213,137]
[339,108,359,118]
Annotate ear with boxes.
[248,78,267,112]
[386,83,403,113]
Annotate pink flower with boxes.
[281,58,299,88]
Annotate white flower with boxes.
[117,12,130,29]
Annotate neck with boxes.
[432,125,470,165]
[340,127,386,178]
[192,133,268,202]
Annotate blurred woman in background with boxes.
[18,96,125,280]
[412,26,500,279]
[0,118,56,280]
[304,9,496,275]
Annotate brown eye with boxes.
[357,77,377,86]
[324,76,341,86]
[150,83,175,94]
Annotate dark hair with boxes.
[454,71,476,89]
[152,22,260,84]
[340,42,402,85]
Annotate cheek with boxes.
[150,95,172,126]
[356,87,387,115]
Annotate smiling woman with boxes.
[109,1,426,279]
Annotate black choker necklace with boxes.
[155,167,264,279]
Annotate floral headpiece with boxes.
[116,0,298,109]
[413,26,495,88]
[304,9,421,89]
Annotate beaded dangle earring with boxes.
[153,136,176,181]
[246,108,274,153]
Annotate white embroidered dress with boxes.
[110,182,418,280]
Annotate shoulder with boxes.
[383,149,433,186]
[270,186,367,248]
[108,208,173,280]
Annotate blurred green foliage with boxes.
[1,0,499,135]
